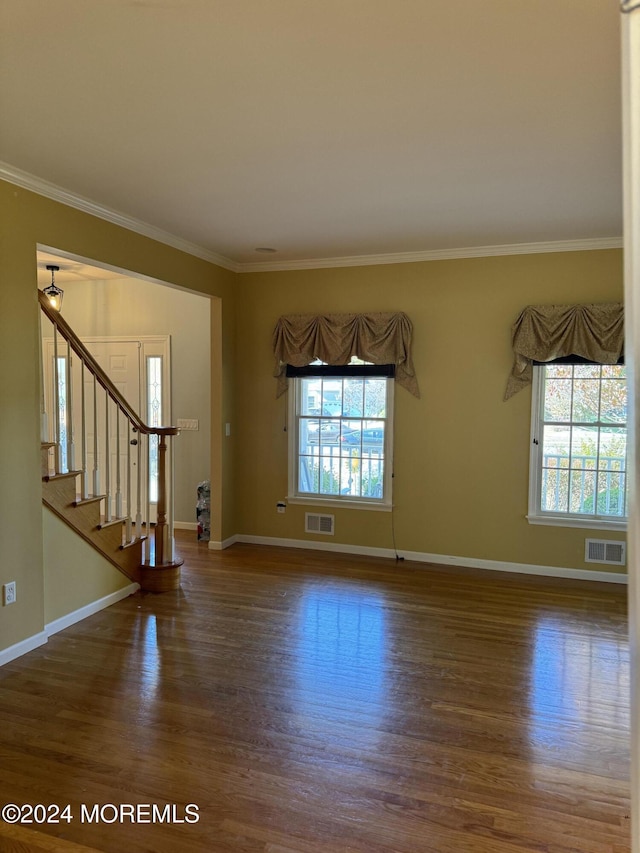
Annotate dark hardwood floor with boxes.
[0,533,630,852]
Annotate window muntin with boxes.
[292,371,391,505]
[531,364,627,523]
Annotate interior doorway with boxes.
[36,249,212,528]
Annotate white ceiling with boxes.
[35,251,131,286]
[0,0,623,271]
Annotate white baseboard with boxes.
[237,533,396,559]
[0,583,139,669]
[45,583,140,637]
[174,521,198,531]
[400,548,628,584]
[0,631,48,667]
[231,534,628,584]
[208,535,238,551]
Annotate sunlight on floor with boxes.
[529,614,629,757]
[294,582,388,746]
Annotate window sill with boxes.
[527,514,627,532]
[287,495,392,512]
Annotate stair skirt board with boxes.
[42,494,145,585]
[0,584,139,668]
[41,466,182,591]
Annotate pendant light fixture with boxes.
[43,265,63,311]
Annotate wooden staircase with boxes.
[39,293,183,592]
[42,468,182,591]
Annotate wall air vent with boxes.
[584,539,626,566]
[305,512,335,536]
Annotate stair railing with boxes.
[39,290,179,565]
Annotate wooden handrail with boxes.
[39,291,178,437]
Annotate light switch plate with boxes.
[177,418,199,431]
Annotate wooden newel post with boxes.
[155,433,168,565]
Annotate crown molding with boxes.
[1,161,622,275]
[0,161,240,273]
[236,236,624,272]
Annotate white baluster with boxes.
[126,420,132,543]
[66,340,75,473]
[93,375,100,496]
[146,433,152,562]
[104,389,111,523]
[135,429,142,540]
[115,407,122,519]
[81,360,89,499]
[53,324,62,474]
[38,308,48,443]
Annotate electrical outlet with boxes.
[3,582,16,606]
[276,501,286,514]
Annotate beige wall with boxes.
[0,179,236,655]
[52,277,211,525]
[0,172,627,661]
[43,507,131,624]
[236,249,625,572]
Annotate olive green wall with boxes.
[236,250,625,573]
[0,179,236,655]
[0,173,626,661]
[43,507,132,625]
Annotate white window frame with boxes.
[287,375,394,512]
[527,364,627,531]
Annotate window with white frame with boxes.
[529,363,628,528]
[288,363,393,508]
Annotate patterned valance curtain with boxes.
[505,303,624,400]
[273,312,419,397]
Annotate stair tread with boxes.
[97,516,130,530]
[43,470,83,482]
[73,494,106,506]
[120,535,147,551]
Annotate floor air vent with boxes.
[305,512,335,535]
[584,538,626,566]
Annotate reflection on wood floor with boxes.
[0,533,630,852]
